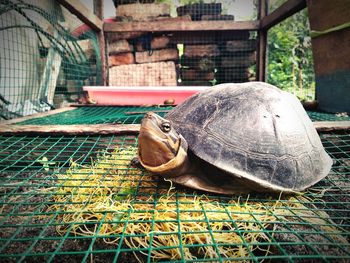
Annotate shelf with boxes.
[104,20,259,33]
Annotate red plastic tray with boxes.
[83,86,208,106]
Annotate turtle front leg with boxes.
[130,156,143,168]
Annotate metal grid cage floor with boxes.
[15,106,174,125]
[0,107,349,262]
[13,106,350,126]
[0,132,349,262]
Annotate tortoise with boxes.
[137,82,332,194]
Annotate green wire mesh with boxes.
[307,111,350,122]
[12,106,350,126]
[0,0,101,120]
[0,131,349,262]
[267,3,315,101]
[15,106,174,125]
[0,0,349,261]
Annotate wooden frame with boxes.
[0,124,140,135]
[54,0,307,89]
[2,0,347,136]
[58,0,306,34]
[1,121,349,135]
[104,20,259,32]
[261,0,307,30]
[57,0,103,32]
[57,0,106,85]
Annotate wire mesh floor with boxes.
[1,107,350,262]
[15,106,174,125]
[13,106,350,125]
[0,132,349,262]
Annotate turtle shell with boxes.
[166,82,332,191]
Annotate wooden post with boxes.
[257,0,268,82]
[57,0,103,32]
[307,0,350,113]
[93,0,107,86]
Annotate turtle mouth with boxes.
[139,137,188,176]
[138,128,179,167]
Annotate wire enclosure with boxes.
[0,0,101,120]
[0,0,348,262]
[0,108,350,262]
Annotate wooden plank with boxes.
[108,52,135,66]
[260,0,306,30]
[181,69,215,81]
[135,36,170,52]
[180,56,216,71]
[0,124,140,135]
[109,39,133,54]
[170,31,215,44]
[104,20,259,33]
[1,121,349,135]
[135,49,178,64]
[1,107,77,125]
[307,0,350,32]
[184,44,220,58]
[170,31,250,45]
[201,14,234,21]
[116,3,170,21]
[225,40,256,52]
[313,121,350,132]
[177,3,222,20]
[57,0,103,32]
[307,0,350,76]
[220,52,256,68]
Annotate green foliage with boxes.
[268,1,315,100]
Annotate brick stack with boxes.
[177,3,256,85]
[180,44,219,86]
[108,3,179,86]
[177,3,225,21]
[177,3,225,86]
[216,39,257,83]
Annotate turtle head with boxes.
[138,112,188,176]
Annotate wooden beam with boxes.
[1,121,349,135]
[169,30,251,44]
[0,124,140,135]
[57,0,103,32]
[93,0,103,18]
[260,0,306,30]
[104,20,259,33]
[313,121,350,132]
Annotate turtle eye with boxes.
[161,122,171,132]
